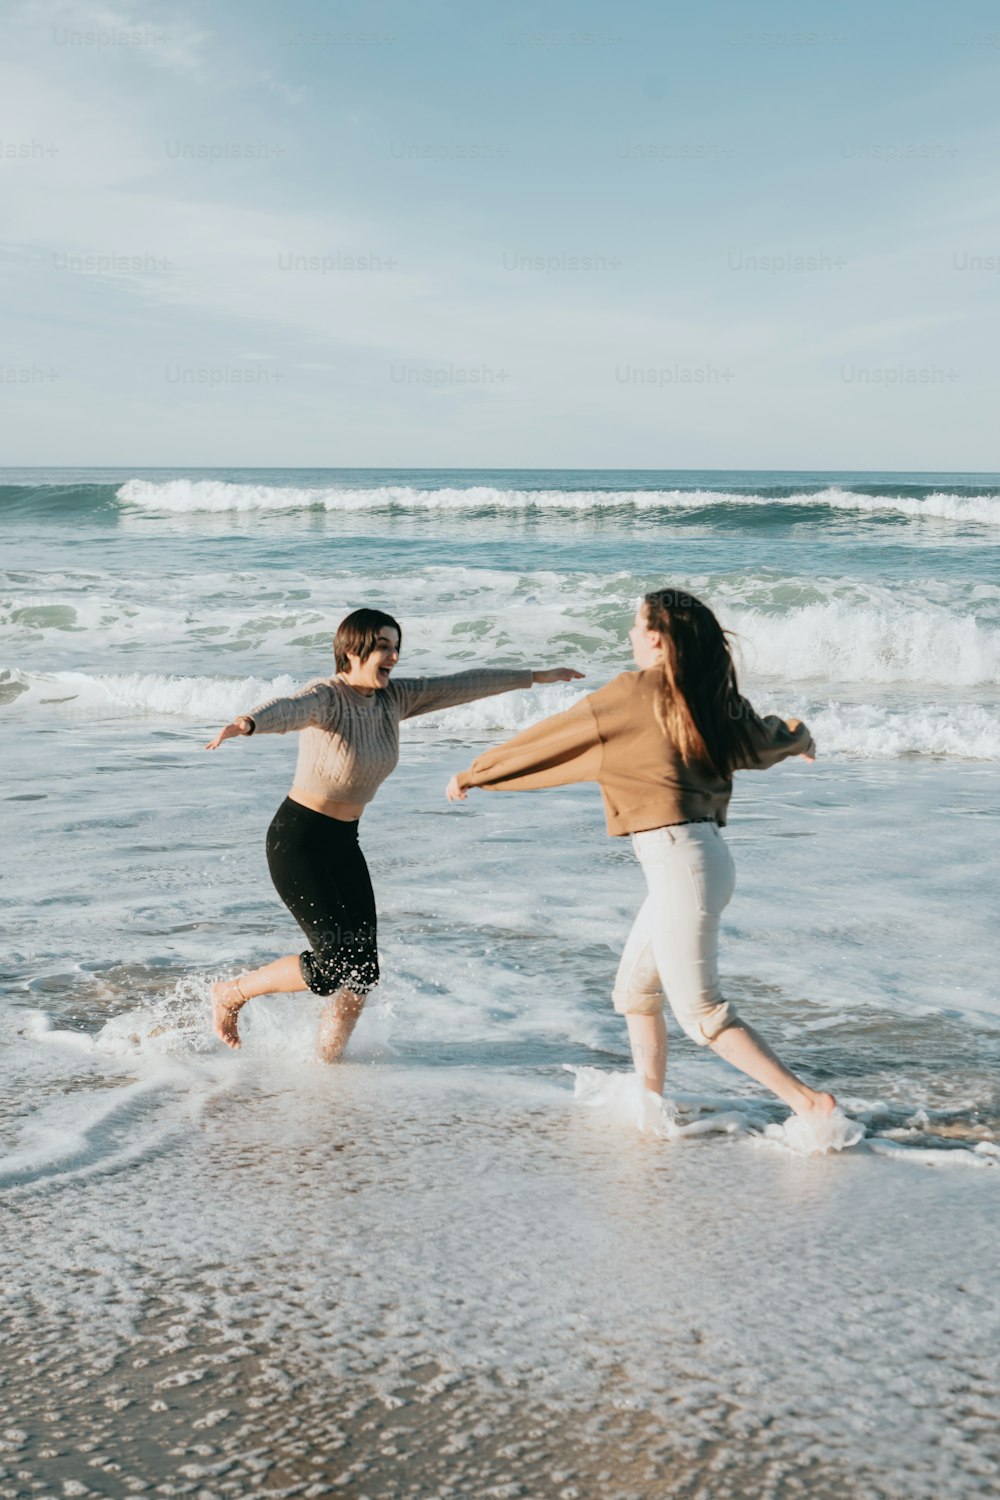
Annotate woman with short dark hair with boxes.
[206,608,582,1058]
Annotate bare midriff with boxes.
[288,785,365,822]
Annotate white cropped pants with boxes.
[612,821,740,1045]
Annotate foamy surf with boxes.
[1,986,241,1197]
[865,1139,995,1169]
[18,978,226,1065]
[0,1021,196,1196]
[727,599,1000,686]
[115,478,1000,526]
[567,1067,874,1156]
[567,1066,777,1146]
[566,1063,679,1136]
[0,1077,183,1193]
[26,977,402,1071]
[750,1098,997,1167]
[5,666,999,759]
[0,667,586,731]
[762,1106,866,1155]
[0,667,301,721]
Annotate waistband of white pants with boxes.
[632,817,720,843]
[643,817,717,830]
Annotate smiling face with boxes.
[628,603,665,669]
[341,626,400,693]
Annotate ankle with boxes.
[796,1086,834,1116]
[317,1033,347,1063]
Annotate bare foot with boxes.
[211,979,246,1049]
[794,1089,838,1120]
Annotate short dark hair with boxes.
[333,608,402,674]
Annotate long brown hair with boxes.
[643,588,759,777]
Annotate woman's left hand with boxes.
[531,667,585,684]
[446,775,467,802]
[786,718,817,763]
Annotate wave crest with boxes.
[3,668,999,759]
[115,479,1000,525]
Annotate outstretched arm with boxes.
[204,681,330,750]
[734,701,816,770]
[393,665,583,720]
[446,695,602,801]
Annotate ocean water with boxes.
[2,468,998,1498]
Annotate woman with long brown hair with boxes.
[447,588,837,1123]
[206,607,582,1059]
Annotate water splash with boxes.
[763,1106,866,1156]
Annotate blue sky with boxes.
[2,0,998,468]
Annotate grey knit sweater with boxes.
[247,668,534,806]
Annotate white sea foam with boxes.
[0,1059,181,1192]
[116,478,1000,526]
[0,591,181,641]
[0,991,234,1196]
[566,1064,680,1136]
[0,666,581,730]
[865,1139,995,1169]
[567,1071,993,1165]
[804,700,1000,758]
[4,666,999,759]
[823,487,1000,526]
[726,599,1000,686]
[566,1068,869,1155]
[432,689,1000,758]
[5,563,998,694]
[0,668,300,720]
[762,1106,866,1156]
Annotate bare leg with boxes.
[316,989,366,1063]
[625,1013,668,1094]
[211,953,309,1049]
[709,1021,836,1118]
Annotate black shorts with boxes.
[265,797,379,997]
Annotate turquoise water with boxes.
[2,468,999,1497]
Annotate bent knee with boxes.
[300,950,379,998]
[676,998,740,1047]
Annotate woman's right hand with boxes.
[205,718,251,750]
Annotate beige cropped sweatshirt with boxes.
[247,667,534,806]
[454,668,812,835]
